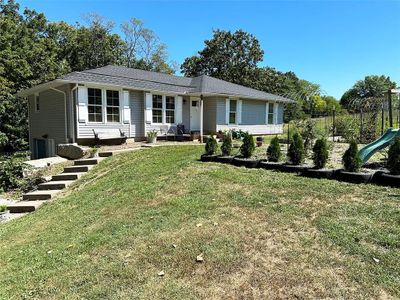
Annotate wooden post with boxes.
[332,105,336,142]
[381,102,385,135]
[360,109,363,142]
[200,94,204,143]
[388,89,393,127]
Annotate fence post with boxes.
[332,106,336,142]
[381,102,384,135]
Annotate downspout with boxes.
[70,84,78,143]
[50,87,67,144]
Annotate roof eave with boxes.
[17,80,67,97]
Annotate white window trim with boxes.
[86,86,122,124]
[151,94,177,125]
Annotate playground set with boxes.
[358,88,400,164]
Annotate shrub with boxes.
[267,136,281,162]
[342,141,362,172]
[240,132,255,158]
[205,135,218,155]
[287,132,304,165]
[312,138,329,169]
[387,137,400,175]
[335,115,360,143]
[220,134,232,156]
[0,204,7,212]
[0,158,26,192]
[294,119,317,154]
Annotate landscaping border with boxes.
[201,156,399,187]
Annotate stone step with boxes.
[7,201,46,213]
[63,165,92,173]
[74,158,99,166]
[52,173,82,181]
[22,190,58,201]
[38,180,73,190]
[99,152,113,157]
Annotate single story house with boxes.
[18,65,293,159]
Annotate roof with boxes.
[18,65,294,102]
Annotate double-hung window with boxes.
[165,96,175,124]
[229,100,237,124]
[88,88,102,122]
[106,90,120,123]
[267,103,274,124]
[152,94,163,123]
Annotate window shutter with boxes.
[225,99,230,124]
[123,90,131,124]
[237,100,242,124]
[77,86,88,123]
[265,102,269,124]
[278,103,284,124]
[176,96,183,124]
[145,93,152,123]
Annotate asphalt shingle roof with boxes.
[58,65,293,102]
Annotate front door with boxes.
[190,99,201,131]
[35,139,46,159]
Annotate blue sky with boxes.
[19,0,400,99]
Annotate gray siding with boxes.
[28,88,67,157]
[241,100,266,125]
[130,90,144,137]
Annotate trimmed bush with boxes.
[312,138,329,169]
[387,137,400,175]
[205,135,218,155]
[342,141,362,172]
[239,132,255,158]
[267,136,281,162]
[287,132,304,165]
[220,134,232,156]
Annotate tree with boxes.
[340,75,397,109]
[181,29,264,86]
[121,18,175,74]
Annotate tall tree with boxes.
[121,18,175,74]
[181,29,264,86]
[340,75,397,109]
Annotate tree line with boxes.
[0,0,396,153]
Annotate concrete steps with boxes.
[74,158,99,166]
[23,190,59,201]
[52,173,82,181]
[63,165,93,173]
[38,180,73,190]
[7,153,114,216]
[7,201,46,213]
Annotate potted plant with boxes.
[88,146,99,158]
[201,135,219,162]
[373,137,400,187]
[335,140,372,184]
[256,136,263,147]
[0,204,10,221]
[232,132,259,168]
[281,132,308,173]
[302,138,333,179]
[215,134,234,164]
[147,129,158,144]
[259,136,283,170]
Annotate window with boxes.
[192,100,198,107]
[106,90,120,123]
[34,95,40,112]
[268,103,274,124]
[88,88,102,122]
[152,94,163,123]
[165,96,175,124]
[229,100,237,124]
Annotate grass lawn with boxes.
[0,145,399,299]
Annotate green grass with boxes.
[0,145,399,299]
